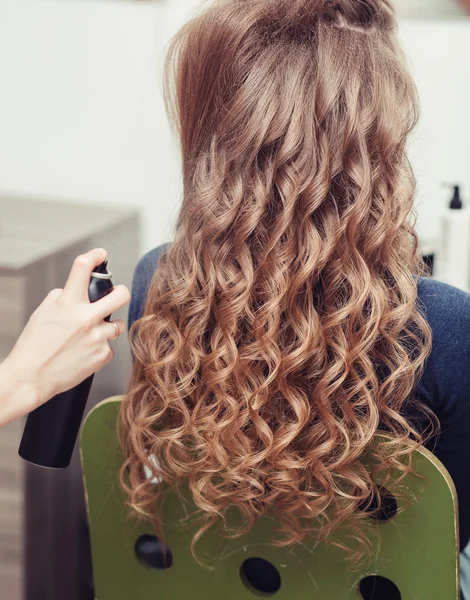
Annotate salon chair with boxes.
[81,396,459,600]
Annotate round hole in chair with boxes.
[359,486,398,522]
[134,534,173,570]
[240,557,281,596]
[359,575,401,600]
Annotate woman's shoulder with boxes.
[128,244,169,329]
[135,244,169,280]
[417,277,470,409]
[417,277,470,333]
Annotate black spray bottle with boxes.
[19,261,114,469]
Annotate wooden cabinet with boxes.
[0,195,140,600]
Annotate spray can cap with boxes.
[91,260,112,280]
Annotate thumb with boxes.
[63,249,107,301]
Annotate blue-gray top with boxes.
[128,244,470,551]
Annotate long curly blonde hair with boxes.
[121,0,436,557]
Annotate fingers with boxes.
[98,345,115,367]
[92,285,131,320]
[97,319,127,342]
[63,249,108,301]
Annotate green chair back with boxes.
[81,397,459,600]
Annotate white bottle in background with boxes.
[440,185,470,293]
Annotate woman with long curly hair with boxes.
[121,0,470,573]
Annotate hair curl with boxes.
[121,0,436,558]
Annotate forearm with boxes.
[0,357,39,427]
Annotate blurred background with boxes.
[0,0,469,599]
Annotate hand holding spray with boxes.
[18,261,114,469]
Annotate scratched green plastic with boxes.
[81,397,459,600]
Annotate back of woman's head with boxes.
[122,0,435,558]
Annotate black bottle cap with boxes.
[449,185,463,210]
[92,260,109,275]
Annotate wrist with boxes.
[0,356,42,425]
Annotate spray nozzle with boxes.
[92,260,110,275]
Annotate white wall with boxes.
[400,20,470,244]
[396,0,466,17]
[0,0,469,255]
[0,0,179,253]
